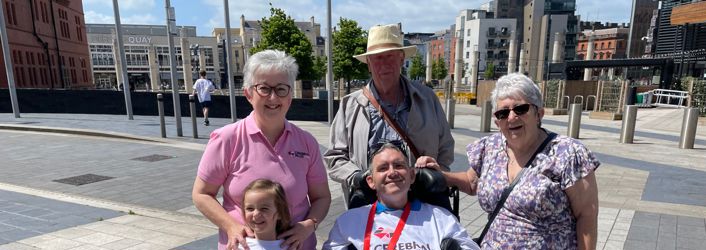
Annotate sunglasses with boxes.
[369,140,409,161]
[251,84,291,97]
[493,103,534,120]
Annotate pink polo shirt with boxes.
[197,112,328,250]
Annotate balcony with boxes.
[487,30,498,37]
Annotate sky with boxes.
[83,0,634,37]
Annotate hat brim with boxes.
[353,46,417,63]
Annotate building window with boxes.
[608,42,612,48]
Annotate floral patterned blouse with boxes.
[467,131,600,249]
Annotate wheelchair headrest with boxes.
[413,168,448,194]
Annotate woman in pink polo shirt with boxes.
[192,50,331,250]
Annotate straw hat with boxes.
[353,24,417,63]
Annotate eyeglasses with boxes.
[251,84,291,97]
[369,140,409,161]
[493,103,534,120]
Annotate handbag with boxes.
[473,132,557,244]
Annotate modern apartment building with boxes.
[456,9,517,84]
[0,0,91,89]
[522,0,579,80]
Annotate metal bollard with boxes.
[157,93,166,138]
[567,103,582,139]
[189,95,198,139]
[620,105,638,143]
[445,98,455,129]
[679,108,699,149]
[480,100,492,132]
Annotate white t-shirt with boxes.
[193,78,215,102]
[323,200,480,250]
[238,238,286,250]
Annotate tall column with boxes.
[552,32,565,63]
[425,45,432,83]
[148,45,160,91]
[584,32,595,81]
[508,32,517,74]
[518,43,526,75]
[112,35,123,90]
[453,32,463,92]
[470,49,479,93]
[198,48,207,72]
[180,31,194,93]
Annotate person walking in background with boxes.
[192,50,331,250]
[238,179,292,250]
[418,73,600,249]
[324,23,454,209]
[193,70,215,126]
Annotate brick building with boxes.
[0,0,92,89]
[576,28,629,60]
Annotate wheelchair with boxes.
[345,168,462,250]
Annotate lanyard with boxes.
[363,201,411,250]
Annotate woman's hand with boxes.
[415,156,441,171]
[278,219,316,250]
[225,223,254,250]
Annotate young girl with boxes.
[240,179,292,250]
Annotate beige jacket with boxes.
[323,77,454,202]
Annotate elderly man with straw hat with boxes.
[324,23,454,210]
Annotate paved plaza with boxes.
[1,104,705,250]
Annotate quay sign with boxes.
[127,36,152,44]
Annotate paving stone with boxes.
[623,239,656,250]
[0,242,39,250]
[0,229,39,242]
[74,232,123,246]
[677,215,706,227]
[627,224,660,242]
[99,238,142,250]
[676,237,706,250]
[603,240,624,250]
[676,225,706,239]
[28,237,82,250]
[173,234,218,250]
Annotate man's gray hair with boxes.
[243,50,299,89]
[491,73,543,111]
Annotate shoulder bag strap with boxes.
[362,86,421,158]
[476,132,557,243]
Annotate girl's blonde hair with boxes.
[242,179,292,234]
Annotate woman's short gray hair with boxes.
[491,73,543,111]
[243,50,299,89]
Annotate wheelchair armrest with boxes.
[413,168,448,194]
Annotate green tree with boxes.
[250,5,315,80]
[484,62,496,80]
[432,57,448,80]
[408,54,425,81]
[332,18,368,93]
[312,55,327,81]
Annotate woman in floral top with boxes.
[417,73,600,249]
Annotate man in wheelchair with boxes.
[323,142,479,250]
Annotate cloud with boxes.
[121,0,156,10]
[85,10,114,24]
[84,10,160,25]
